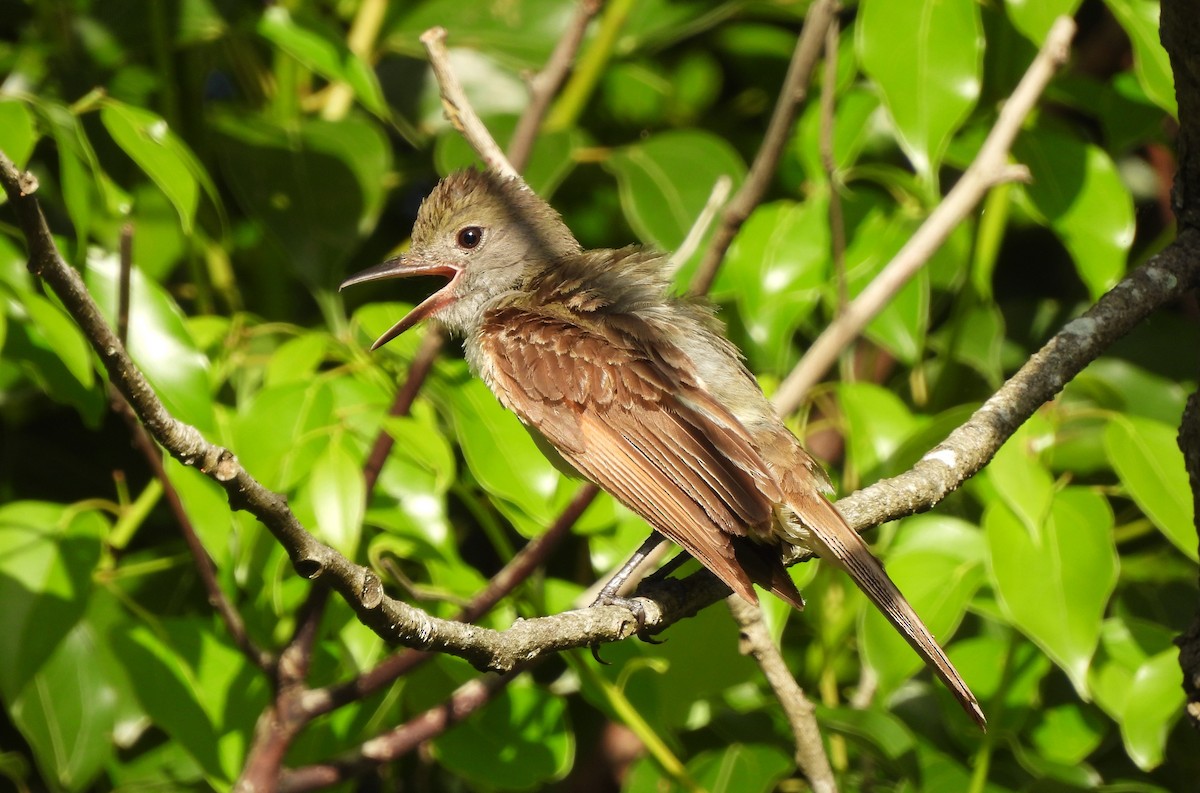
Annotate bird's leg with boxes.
[641,548,692,585]
[591,531,666,620]
[590,532,667,662]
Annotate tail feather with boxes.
[733,538,806,611]
[788,491,986,730]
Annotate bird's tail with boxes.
[786,489,986,730]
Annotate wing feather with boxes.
[479,306,789,603]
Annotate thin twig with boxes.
[117,223,133,344]
[507,0,602,172]
[818,22,847,313]
[689,0,840,295]
[669,175,733,274]
[105,223,272,673]
[728,597,836,793]
[362,328,446,493]
[773,17,1076,413]
[278,669,526,793]
[421,27,520,182]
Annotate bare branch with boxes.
[818,21,847,312]
[421,27,520,182]
[507,0,602,172]
[278,670,522,793]
[728,598,837,793]
[108,222,272,673]
[689,0,840,295]
[669,175,733,275]
[773,16,1076,412]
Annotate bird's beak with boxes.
[339,255,461,350]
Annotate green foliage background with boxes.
[0,0,1195,791]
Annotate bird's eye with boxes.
[456,226,483,250]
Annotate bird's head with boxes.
[341,169,580,349]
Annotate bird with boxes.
[341,168,985,729]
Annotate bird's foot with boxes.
[588,593,664,665]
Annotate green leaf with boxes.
[985,487,1118,693]
[212,112,390,286]
[0,99,38,167]
[795,88,883,180]
[432,680,572,790]
[0,503,104,701]
[847,217,931,365]
[1103,0,1178,117]
[1029,703,1106,766]
[11,616,116,790]
[838,382,919,480]
[21,291,95,389]
[85,250,216,434]
[233,380,335,491]
[689,744,792,793]
[388,0,575,69]
[1119,648,1184,769]
[941,301,1005,385]
[858,0,983,181]
[438,377,564,537]
[1090,618,1185,772]
[164,456,236,570]
[293,437,365,558]
[714,198,830,371]
[1006,0,1083,43]
[264,332,329,388]
[1105,415,1196,561]
[986,413,1056,532]
[604,129,746,274]
[259,7,389,118]
[1014,127,1134,300]
[110,620,268,785]
[100,100,203,233]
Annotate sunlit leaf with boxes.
[1006,0,1083,43]
[858,0,983,180]
[0,99,37,167]
[0,503,104,701]
[715,198,829,370]
[86,250,215,433]
[293,437,365,558]
[1014,127,1134,300]
[1105,415,1195,561]
[1103,0,1178,117]
[986,488,1117,693]
[100,99,208,233]
[259,6,389,118]
[604,129,746,277]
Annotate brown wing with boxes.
[479,306,802,608]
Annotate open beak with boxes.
[339,255,461,350]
